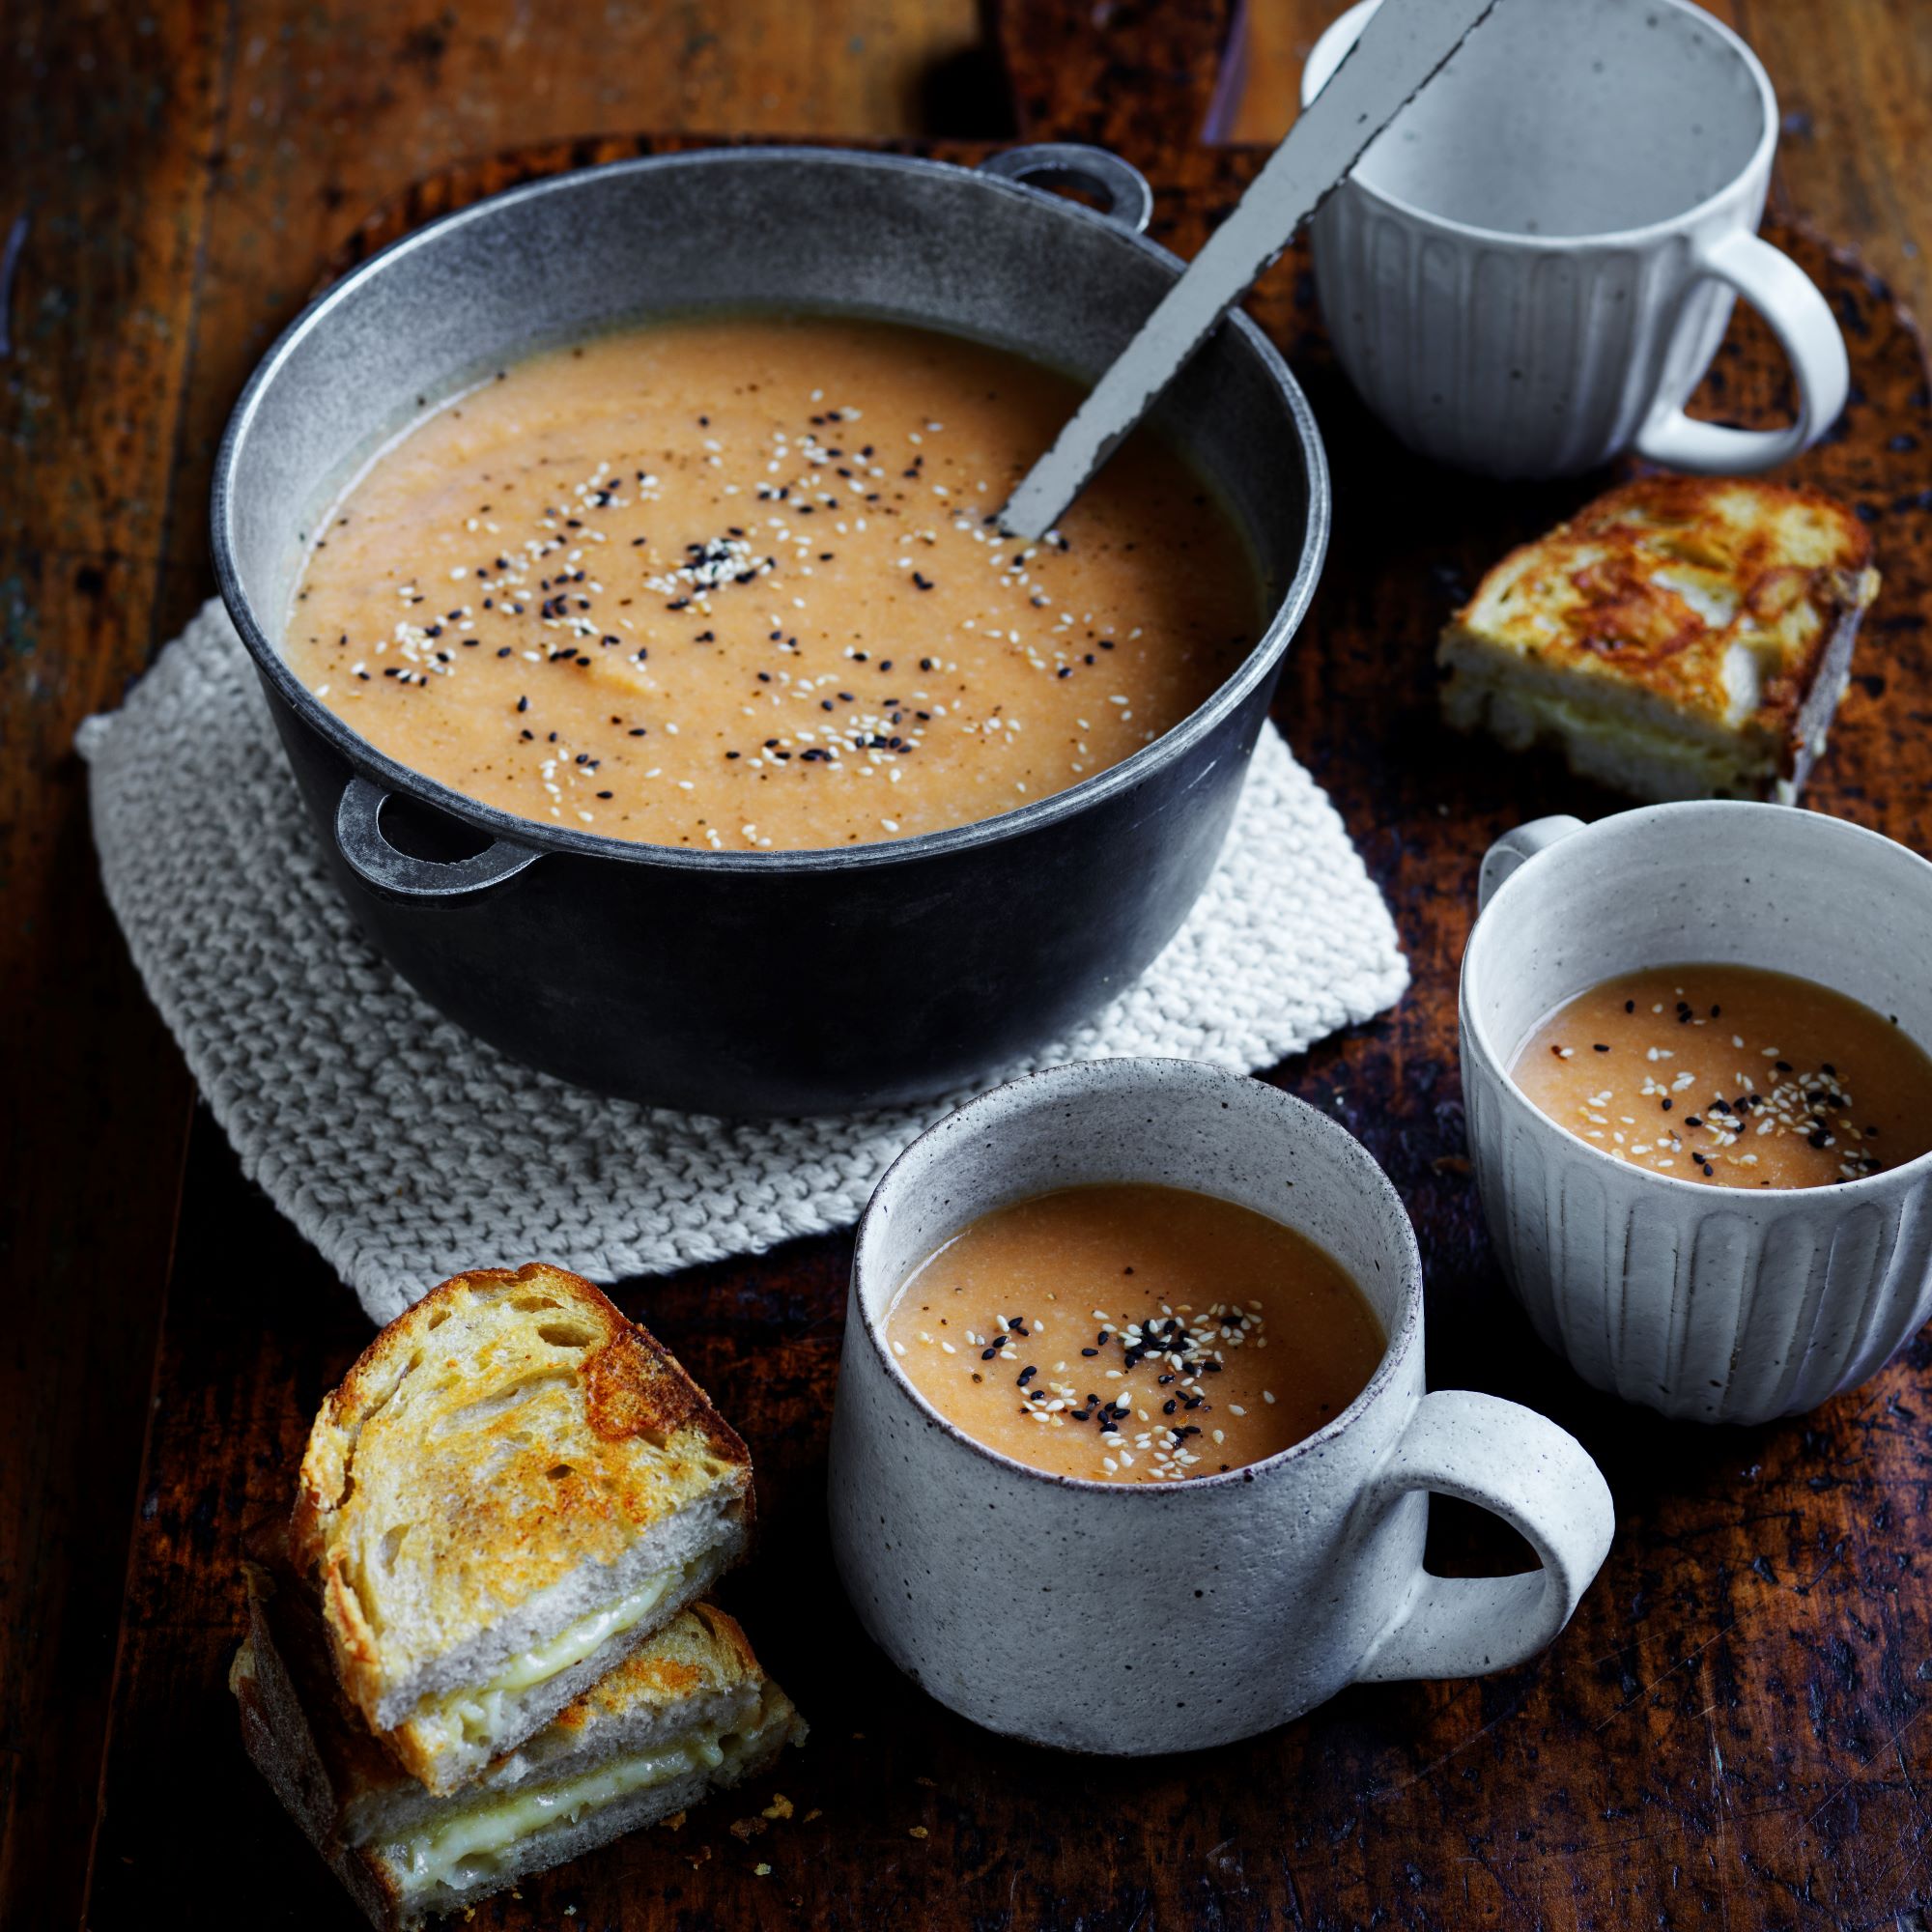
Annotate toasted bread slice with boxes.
[1438,477,1879,802]
[292,1264,752,1793]
[234,1549,805,1931]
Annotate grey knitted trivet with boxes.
[78,601,1407,1324]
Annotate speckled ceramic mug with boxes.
[826,1059,1614,1754]
[1463,805,1932,1425]
[1301,0,1848,477]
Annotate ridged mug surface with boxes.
[1310,203,1749,476]
[1301,0,1842,478]
[1462,806,1932,1425]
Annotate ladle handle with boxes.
[997,0,1502,541]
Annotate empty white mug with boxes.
[1301,0,1849,477]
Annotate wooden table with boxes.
[8,3,1932,1928]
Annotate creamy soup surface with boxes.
[1511,964,1932,1188]
[285,315,1260,851]
[883,1183,1386,1485]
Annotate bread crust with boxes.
[290,1264,753,1774]
[232,1549,410,1932]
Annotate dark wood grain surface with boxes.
[8,3,1932,1930]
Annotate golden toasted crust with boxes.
[1439,476,1878,795]
[290,1264,751,1740]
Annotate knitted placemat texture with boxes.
[78,601,1407,1324]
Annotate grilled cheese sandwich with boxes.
[291,1264,753,1793]
[1438,477,1879,802]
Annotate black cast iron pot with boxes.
[213,143,1329,1116]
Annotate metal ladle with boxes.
[1000,0,1504,541]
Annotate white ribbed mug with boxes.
[1301,0,1848,477]
[1462,806,1932,1425]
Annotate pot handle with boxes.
[1350,1390,1615,1684]
[334,775,541,902]
[976,144,1155,236]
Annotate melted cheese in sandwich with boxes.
[392,1717,770,1897]
[422,1560,694,1744]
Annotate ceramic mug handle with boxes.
[1353,1390,1615,1683]
[1477,815,1583,914]
[1634,228,1851,474]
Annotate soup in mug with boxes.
[1511,964,1932,1188]
[884,1182,1385,1485]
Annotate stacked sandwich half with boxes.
[232,1264,804,1930]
